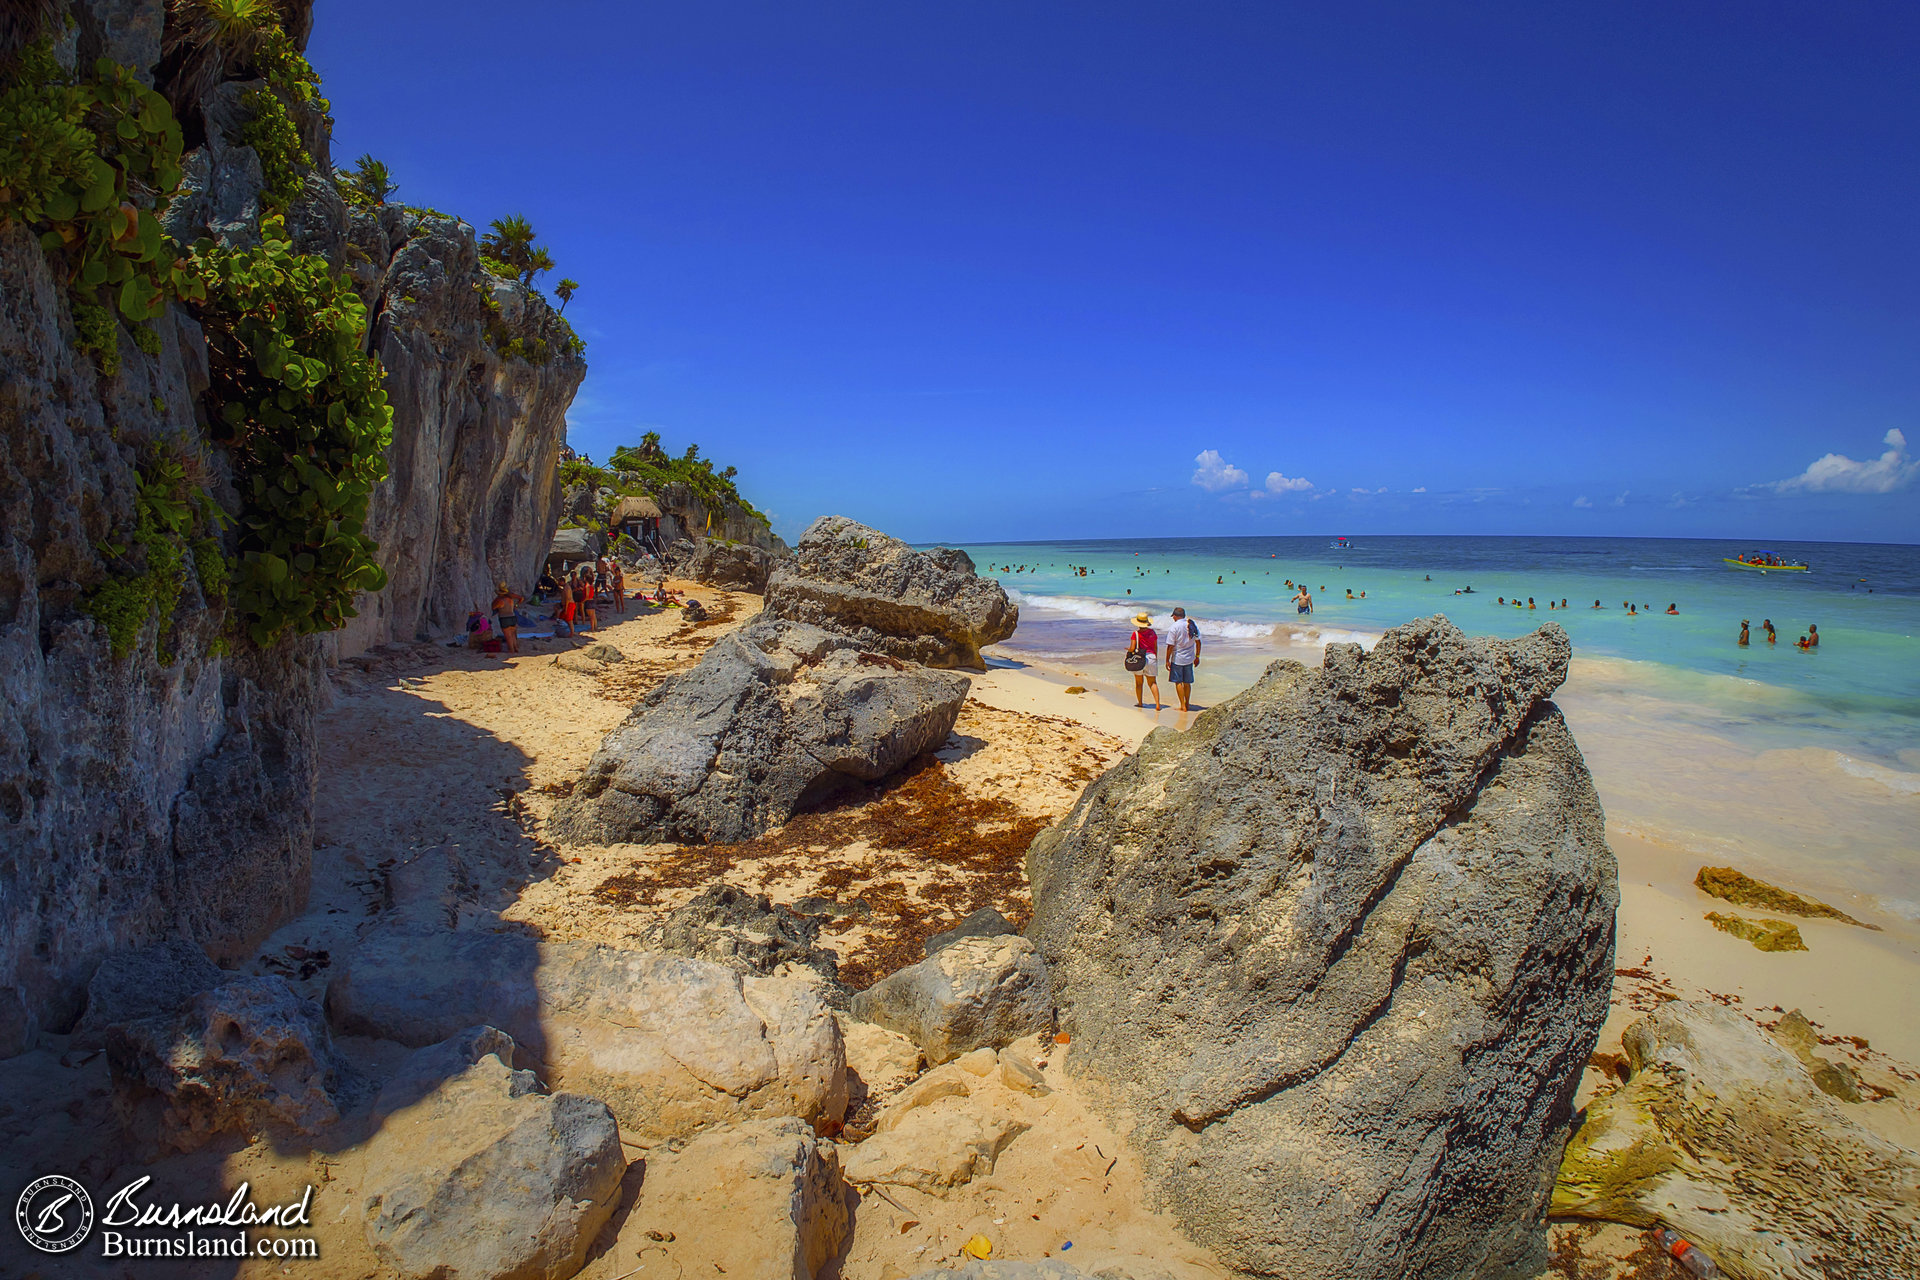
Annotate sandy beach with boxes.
[5,579,1907,1279]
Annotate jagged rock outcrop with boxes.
[852,935,1054,1065]
[107,975,340,1154]
[1027,618,1618,1280]
[677,536,784,592]
[647,479,786,552]
[0,0,583,1051]
[361,1026,627,1280]
[326,928,849,1142]
[636,884,845,992]
[553,618,970,845]
[1553,1001,1919,1280]
[764,516,1017,669]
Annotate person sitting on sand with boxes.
[1738,620,1749,646]
[1666,603,1679,615]
[492,581,525,655]
[1808,623,1819,647]
[1126,612,1161,711]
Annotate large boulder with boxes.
[361,1026,627,1280]
[606,1117,850,1280]
[326,928,847,1142]
[71,938,227,1050]
[851,935,1053,1065]
[683,538,784,592]
[552,618,969,845]
[839,1047,1042,1193]
[1026,618,1618,1279]
[1554,1001,1919,1280]
[108,975,339,1154]
[763,516,1016,669]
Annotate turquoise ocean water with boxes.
[957,536,1920,922]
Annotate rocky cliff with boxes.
[0,0,582,1050]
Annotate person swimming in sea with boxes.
[1628,604,1637,615]
[1592,599,1603,608]
[1666,603,1679,614]
[1527,597,1536,609]
[1763,619,1776,644]
[1738,619,1749,646]
[1808,623,1819,647]
[1796,633,1812,650]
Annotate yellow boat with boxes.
[1723,552,1809,573]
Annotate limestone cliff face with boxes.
[0,0,582,1050]
[331,212,583,657]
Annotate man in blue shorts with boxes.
[1163,607,1201,712]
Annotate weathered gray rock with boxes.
[329,210,584,659]
[108,976,339,1153]
[1769,1007,1865,1103]
[925,905,1016,957]
[553,618,969,845]
[1027,617,1617,1280]
[362,1026,626,1280]
[610,1117,849,1280]
[327,928,847,1141]
[71,938,226,1050]
[1554,1001,1918,1280]
[764,516,1016,668]
[636,884,845,992]
[682,538,784,592]
[852,935,1053,1065]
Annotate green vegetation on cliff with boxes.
[562,433,769,528]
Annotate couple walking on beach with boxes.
[1126,607,1202,712]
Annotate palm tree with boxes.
[524,246,554,286]
[639,431,662,458]
[344,154,395,204]
[554,278,578,312]
[481,214,536,275]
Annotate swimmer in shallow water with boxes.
[1738,620,1749,646]
[1666,603,1679,614]
[1808,623,1819,647]
[1763,619,1776,644]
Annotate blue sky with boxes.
[308,2,1920,544]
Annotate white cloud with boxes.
[1612,490,1629,507]
[1192,449,1249,492]
[1263,471,1312,494]
[1572,495,1593,508]
[1412,486,1427,493]
[1773,429,1918,494]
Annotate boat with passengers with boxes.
[1723,550,1809,573]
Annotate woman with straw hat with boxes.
[1126,611,1161,711]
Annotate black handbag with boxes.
[1124,646,1147,672]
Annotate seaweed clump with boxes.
[1695,866,1875,929]
[1704,912,1807,953]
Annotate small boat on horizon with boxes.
[1723,550,1809,573]
[1330,535,1353,550]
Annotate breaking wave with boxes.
[1006,590,1379,649]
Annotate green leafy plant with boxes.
[0,43,205,374]
[554,277,577,312]
[85,449,221,662]
[238,84,309,208]
[183,216,394,645]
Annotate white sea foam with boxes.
[1873,897,1920,924]
[1005,590,1379,648]
[1834,754,1920,797]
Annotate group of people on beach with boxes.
[467,558,657,657]
[1124,608,1203,712]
